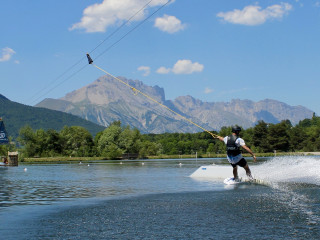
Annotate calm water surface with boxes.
[0,157,319,239]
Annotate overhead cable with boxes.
[27,0,171,105]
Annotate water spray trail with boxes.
[252,156,320,224]
[253,156,320,185]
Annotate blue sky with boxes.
[1,0,320,116]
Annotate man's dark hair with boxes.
[231,126,241,133]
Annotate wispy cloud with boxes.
[217,3,292,26]
[156,66,171,74]
[157,59,204,75]
[70,0,175,33]
[204,87,214,94]
[0,47,16,62]
[154,14,186,33]
[138,66,151,76]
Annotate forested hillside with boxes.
[0,94,105,139]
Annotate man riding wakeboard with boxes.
[217,126,256,181]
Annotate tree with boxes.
[302,126,320,151]
[43,129,63,156]
[267,121,291,152]
[18,125,38,157]
[218,126,232,138]
[118,126,141,155]
[139,141,161,157]
[252,121,271,152]
[241,127,254,148]
[206,143,215,154]
[97,121,123,159]
[288,126,307,151]
[60,126,94,157]
[0,139,15,156]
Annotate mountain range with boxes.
[35,75,314,133]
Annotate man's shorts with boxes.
[230,158,247,168]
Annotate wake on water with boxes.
[191,156,320,186]
[190,156,320,225]
[253,156,320,186]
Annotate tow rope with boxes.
[86,53,219,139]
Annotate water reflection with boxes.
[1,157,319,239]
[0,159,222,209]
[1,157,319,211]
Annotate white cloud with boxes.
[217,3,292,26]
[172,59,204,74]
[70,0,175,33]
[138,66,151,76]
[157,59,204,75]
[0,47,16,62]
[204,87,213,94]
[154,14,186,33]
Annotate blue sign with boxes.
[0,120,9,145]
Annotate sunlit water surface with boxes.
[0,157,319,239]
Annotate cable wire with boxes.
[27,0,171,105]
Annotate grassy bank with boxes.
[20,152,320,163]
[21,156,106,163]
[148,152,318,159]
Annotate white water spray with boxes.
[254,156,320,224]
[191,156,320,185]
[191,156,320,224]
[253,156,320,186]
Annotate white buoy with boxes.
[141,162,145,165]
[24,168,27,172]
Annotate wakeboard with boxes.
[224,176,266,185]
[224,177,242,185]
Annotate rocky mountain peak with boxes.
[62,75,166,106]
[35,76,314,133]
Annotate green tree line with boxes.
[15,115,320,159]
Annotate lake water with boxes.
[0,156,319,239]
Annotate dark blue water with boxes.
[0,157,319,239]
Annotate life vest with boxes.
[226,135,241,156]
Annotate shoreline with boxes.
[20,152,320,164]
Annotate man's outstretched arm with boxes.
[241,145,257,162]
[216,136,224,142]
